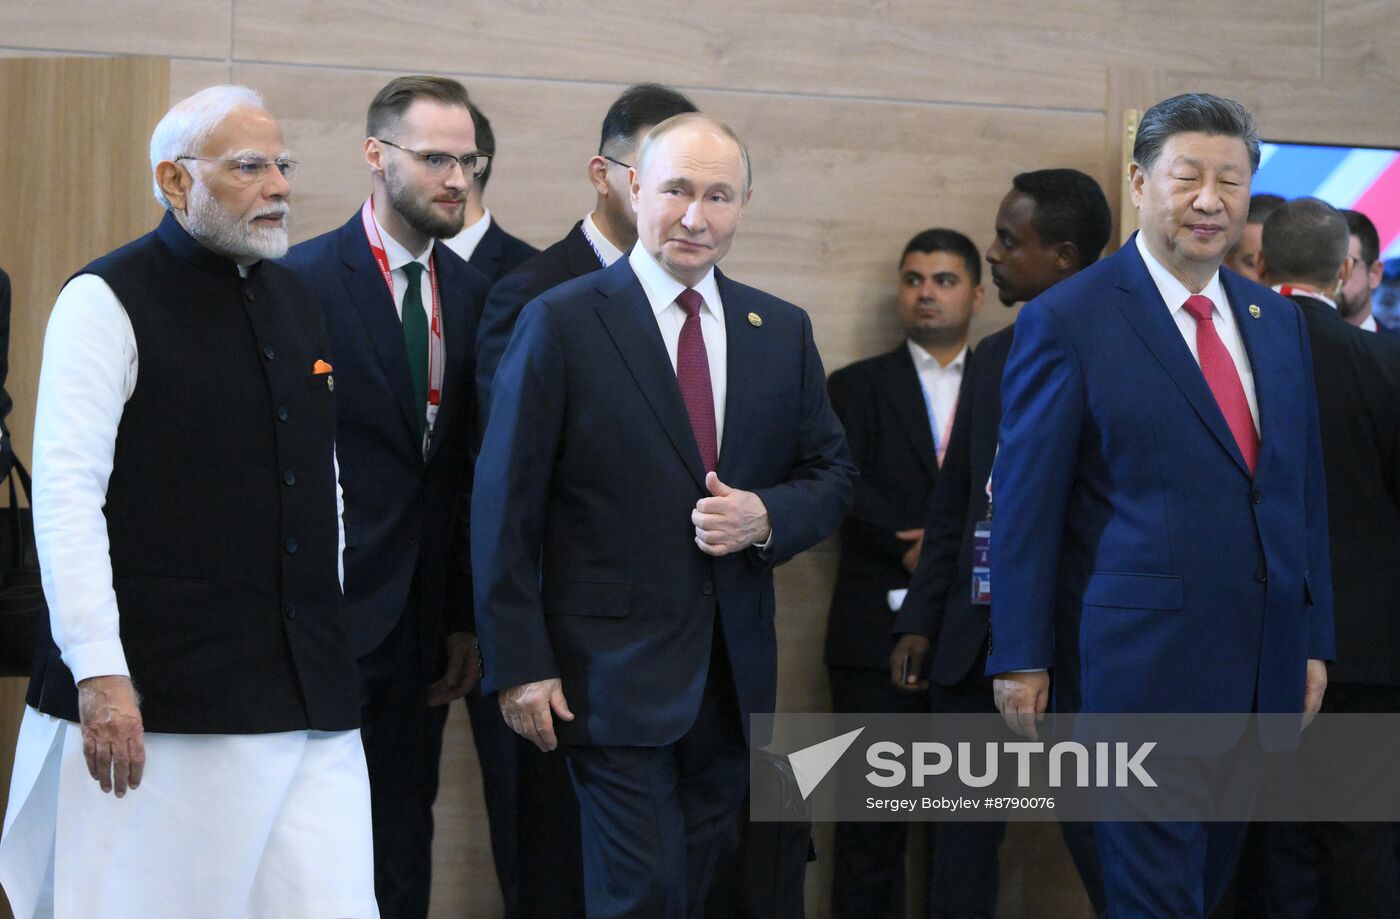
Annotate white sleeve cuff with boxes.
[62,639,131,685]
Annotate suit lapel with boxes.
[469,221,503,280]
[592,261,708,489]
[336,219,421,445]
[1112,241,1252,477]
[883,346,940,481]
[423,252,468,465]
[1222,270,1282,477]
[716,272,760,483]
[565,221,608,276]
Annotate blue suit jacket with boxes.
[472,256,856,746]
[282,214,490,665]
[986,237,1334,741]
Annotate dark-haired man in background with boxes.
[282,75,490,919]
[1254,196,1400,919]
[989,93,1333,918]
[442,98,539,283]
[475,82,698,420]
[890,168,1112,918]
[1338,209,1390,333]
[823,228,981,918]
[469,81,697,919]
[1223,192,1285,283]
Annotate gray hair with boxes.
[149,84,265,208]
[1133,93,1261,174]
[636,112,752,192]
[1261,197,1350,288]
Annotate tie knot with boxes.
[401,261,425,287]
[677,288,703,319]
[1183,294,1215,322]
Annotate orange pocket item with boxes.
[313,359,334,375]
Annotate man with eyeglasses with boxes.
[283,74,491,919]
[0,85,375,919]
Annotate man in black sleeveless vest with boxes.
[0,86,375,919]
[282,76,489,919]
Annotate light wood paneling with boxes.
[1323,0,1400,85]
[234,0,1317,113]
[0,1,229,58]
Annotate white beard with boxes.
[185,182,289,263]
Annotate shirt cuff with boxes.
[1010,668,1048,674]
[63,639,131,685]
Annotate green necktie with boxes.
[400,261,429,436]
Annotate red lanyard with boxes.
[361,197,443,407]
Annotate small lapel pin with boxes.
[748,312,762,327]
[1248,304,1262,319]
[327,375,335,392]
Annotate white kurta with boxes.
[0,266,375,919]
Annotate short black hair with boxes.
[901,228,981,286]
[1133,93,1261,174]
[599,83,698,157]
[1344,208,1381,265]
[1261,197,1349,288]
[1248,193,1285,224]
[1010,169,1113,269]
[467,99,495,191]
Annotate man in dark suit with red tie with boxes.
[989,94,1334,918]
[473,113,855,919]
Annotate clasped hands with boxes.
[501,473,770,749]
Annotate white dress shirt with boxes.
[1136,232,1260,435]
[32,270,345,685]
[372,209,441,430]
[582,212,625,268]
[628,243,728,452]
[1361,314,1378,332]
[441,207,492,262]
[907,340,967,460]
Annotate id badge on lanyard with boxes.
[971,455,995,606]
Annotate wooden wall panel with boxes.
[0,1,229,58]
[234,0,1315,112]
[1323,0,1400,85]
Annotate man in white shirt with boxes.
[989,93,1333,918]
[0,84,375,919]
[822,228,979,916]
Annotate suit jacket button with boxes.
[263,344,274,360]
[1251,491,1262,504]
[407,535,419,547]
[285,602,297,619]
[245,289,257,302]
[285,536,298,554]
[276,405,289,422]
[1254,565,1267,583]
[702,581,715,596]
[283,469,296,486]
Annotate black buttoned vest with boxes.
[26,213,359,733]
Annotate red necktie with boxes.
[676,288,718,473]
[1183,294,1259,474]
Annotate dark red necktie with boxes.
[676,288,718,473]
[1183,294,1259,474]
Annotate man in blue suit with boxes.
[988,93,1334,918]
[473,113,856,919]
[282,76,490,919]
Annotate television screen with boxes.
[1253,140,1400,329]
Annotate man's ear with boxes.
[155,160,190,212]
[1053,241,1079,273]
[1128,162,1147,208]
[586,156,609,195]
[364,137,386,176]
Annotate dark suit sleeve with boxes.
[471,297,566,692]
[752,311,858,565]
[827,364,912,564]
[443,267,491,637]
[894,367,975,637]
[476,268,535,425]
[0,267,11,424]
[985,304,1083,674]
[1297,308,1336,661]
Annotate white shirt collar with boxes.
[1362,314,1379,332]
[442,207,492,262]
[1270,283,1337,310]
[372,208,434,271]
[582,212,625,267]
[628,243,722,321]
[1135,231,1228,318]
[907,339,968,373]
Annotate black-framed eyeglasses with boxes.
[176,155,299,183]
[601,154,632,170]
[376,138,491,179]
